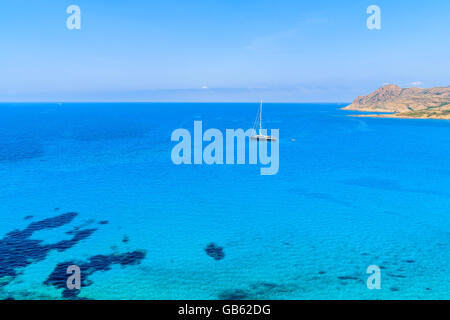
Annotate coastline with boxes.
[342,84,450,120]
[345,111,450,120]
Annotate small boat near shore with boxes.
[250,100,277,141]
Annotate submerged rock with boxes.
[45,250,147,299]
[204,243,225,260]
[218,289,249,300]
[0,212,97,288]
[387,273,406,278]
[338,276,359,281]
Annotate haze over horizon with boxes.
[0,0,449,102]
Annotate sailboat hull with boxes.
[250,135,277,141]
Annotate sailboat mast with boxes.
[259,100,262,135]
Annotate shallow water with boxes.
[0,102,449,299]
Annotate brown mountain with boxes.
[343,84,450,119]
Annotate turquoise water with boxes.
[0,102,449,300]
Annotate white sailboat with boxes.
[250,100,277,141]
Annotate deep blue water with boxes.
[0,102,449,299]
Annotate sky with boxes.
[0,0,449,102]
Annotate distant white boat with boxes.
[250,100,277,141]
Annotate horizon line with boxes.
[0,101,350,104]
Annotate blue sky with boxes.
[0,0,449,102]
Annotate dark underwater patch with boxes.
[288,187,351,207]
[65,219,97,235]
[249,282,292,295]
[72,126,146,142]
[204,243,225,260]
[218,289,249,300]
[250,282,277,290]
[218,282,294,300]
[0,212,97,288]
[0,142,44,163]
[44,250,147,299]
[387,273,406,278]
[338,276,360,281]
[342,177,450,197]
[341,178,403,191]
[50,228,97,252]
[24,215,34,220]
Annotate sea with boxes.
[0,102,449,300]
